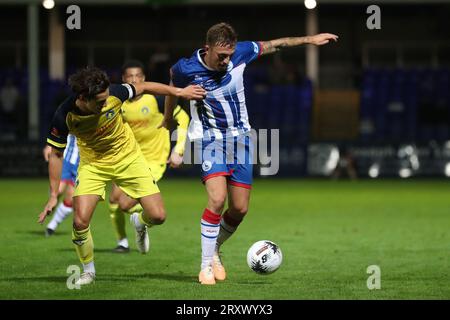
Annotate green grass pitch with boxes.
[0,178,449,299]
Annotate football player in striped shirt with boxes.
[108,60,190,253]
[38,66,205,286]
[162,22,338,284]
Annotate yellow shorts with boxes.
[74,153,159,200]
[147,162,167,182]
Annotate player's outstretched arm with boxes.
[134,81,206,100]
[38,147,64,224]
[260,33,338,55]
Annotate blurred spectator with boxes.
[268,53,300,85]
[148,44,171,83]
[0,78,19,139]
[108,70,121,84]
[331,145,358,180]
[1,78,19,120]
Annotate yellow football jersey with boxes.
[121,94,189,165]
[47,84,140,166]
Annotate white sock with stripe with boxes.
[201,208,221,270]
[47,201,73,231]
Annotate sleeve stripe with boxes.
[130,83,136,98]
[257,41,264,57]
[47,138,66,149]
[122,83,135,100]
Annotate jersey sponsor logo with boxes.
[202,73,232,91]
[202,160,212,172]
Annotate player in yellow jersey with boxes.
[108,60,190,253]
[38,66,205,286]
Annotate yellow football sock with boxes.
[138,212,155,229]
[108,202,127,241]
[127,203,143,214]
[72,226,94,264]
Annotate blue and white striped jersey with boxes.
[171,41,262,140]
[63,134,80,166]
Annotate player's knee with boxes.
[149,207,166,225]
[58,184,65,196]
[144,207,166,224]
[109,194,119,204]
[73,215,89,230]
[208,194,227,213]
[63,198,73,208]
[152,215,166,225]
[118,200,132,211]
[230,205,248,217]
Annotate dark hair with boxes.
[206,22,237,47]
[68,66,110,100]
[121,59,146,75]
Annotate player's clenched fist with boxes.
[167,150,184,169]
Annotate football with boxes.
[247,240,283,274]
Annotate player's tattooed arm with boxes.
[260,33,338,56]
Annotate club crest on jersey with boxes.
[141,106,149,115]
[202,160,212,172]
[106,109,115,120]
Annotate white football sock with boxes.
[201,219,220,270]
[47,202,73,231]
[83,261,95,274]
[118,238,129,248]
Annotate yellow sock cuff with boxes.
[138,212,154,228]
[108,202,119,211]
[127,203,143,214]
[72,226,90,241]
